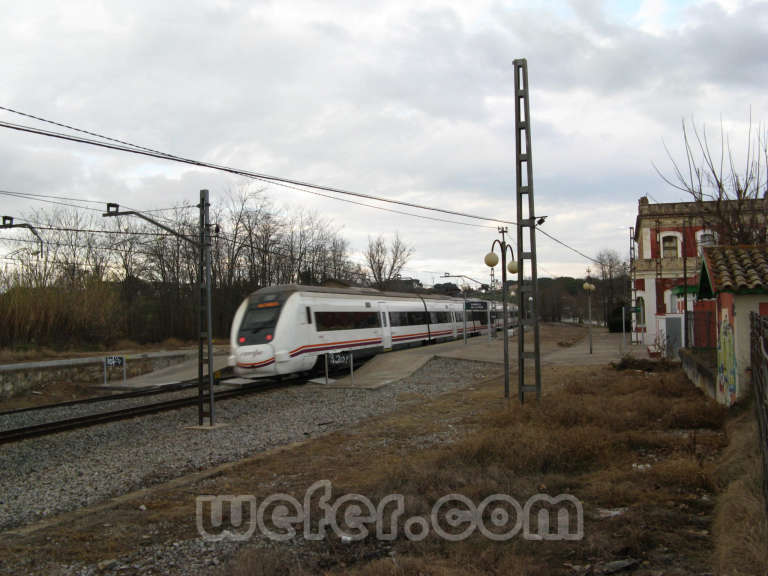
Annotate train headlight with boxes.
[266,334,273,341]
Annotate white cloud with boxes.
[0,0,767,285]
[634,0,668,35]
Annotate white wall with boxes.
[734,294,768,394]
[642,228,651,259]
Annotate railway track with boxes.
[0,378,203,417]
[0,378,295,445]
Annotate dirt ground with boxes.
[4,348,766,575]
[1,324,765,575]
[0,380,117,411]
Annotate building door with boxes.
[666,316,683,358]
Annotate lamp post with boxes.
[484,227,517,399]
[583,281,596,354]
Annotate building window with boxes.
[636,297,646,326]
[662,236,678,258]
[696,230,716,256]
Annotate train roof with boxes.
[248,284,477,302]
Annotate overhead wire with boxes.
[0,189,105,213]
[251,176,498,230]
[0,108,601,265]
[0,188,194,219]
[537,228,601,265]
[15,223,176,237]
[0,117,518,225]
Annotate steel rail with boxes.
[0,379,292,445]
[0,378,205,417]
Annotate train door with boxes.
[378,302,392,350]
[451,307,458,339]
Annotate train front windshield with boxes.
[238,300,283,345]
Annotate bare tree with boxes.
[0,184,372,346]
[365,233,414,289]
[593,249,629,329]
[655,117,768,244]
[106,215,149,282]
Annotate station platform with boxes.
[97,325,647,392]
[96,347,230,390]
[310,325,648,390]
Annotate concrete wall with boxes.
[709,293,768,406]
[733,294,768,401]
[680,293,768,407]
[716,292,737,405]
[680,348,716,399]
[0,350,195,400]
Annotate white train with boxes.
[229,284,512,378]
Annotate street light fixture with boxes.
[583,281,596,354]
[484,227,517,399]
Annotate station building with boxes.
[632,197,715,351]
[631,196,766,354]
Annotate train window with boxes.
[315,311,380,331]
[306,307,312,324]
[406,311,428,325]
[389,311,430,326]
[429,311,452,323]
[389,312,407,327]
[238,302,282,345]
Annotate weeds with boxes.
[711,408,768,574]
[612,355,677,372]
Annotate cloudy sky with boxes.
[1,0,766,286]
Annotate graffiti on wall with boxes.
[717,308,737,406]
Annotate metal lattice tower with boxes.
[101,195,216,427]
[197,189,216,426]
[655,218,662,316]
[513,58,541,403]
[629,226,638,344]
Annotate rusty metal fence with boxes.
[750,312,768,517]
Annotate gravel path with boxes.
[0,357,498,534]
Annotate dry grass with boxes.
[229,546,310,576]
[711,407,768,575]
[219,365,731,575]
[0,281,124,349]
[3,339,758,576]
[612,355,678,372]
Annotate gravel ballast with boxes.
[0,357,498,534]
[0,384,202,432]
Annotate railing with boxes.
[750,312,768,518]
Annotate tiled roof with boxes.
[702,246,768,294]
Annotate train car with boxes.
[229,284,510,378]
